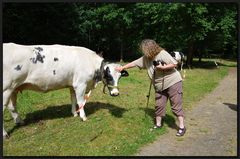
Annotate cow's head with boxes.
[102,63,128,96]
[170,51,185,63]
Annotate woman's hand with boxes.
[156,64,177,70]
[155,65,166,70]
[115,66,124,72]
[115,62,136,72]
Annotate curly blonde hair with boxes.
[140,39,163,60]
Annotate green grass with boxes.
[3,58,235,156]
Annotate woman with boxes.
[116,39,186,136]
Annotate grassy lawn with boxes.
[3,58,236,156]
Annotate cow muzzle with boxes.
[110,88,119,96]
[103,84,119,96]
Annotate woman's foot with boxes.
[176,127,186,136]
[153,125,162,129]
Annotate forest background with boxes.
[3,3,238,67]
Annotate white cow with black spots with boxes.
[170,51,186,78]
[3,43,128,139]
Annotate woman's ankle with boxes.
[156,116,162,126]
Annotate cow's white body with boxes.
[170,51,186,78]
[4,43,101,92]
[3,43,126,139]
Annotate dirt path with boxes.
[136,67,238,156]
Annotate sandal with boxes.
[153,125,162,129]
[176,127,186,136]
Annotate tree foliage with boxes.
[3,3,237,64]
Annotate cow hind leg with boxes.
[183,69,186,79]
[8,92,24,125]
[3,89,13,139]
[3,105,8,139]
[180,63,186,79]
[180,62,183,72]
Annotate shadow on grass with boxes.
[141,108,178,130]
[223,103,237,111]
[7,102,127,136]
[216,62,237,67]
[190,60,218,69]
[24,102,127,124]
[187,60,236,69]
[84,102,127,118]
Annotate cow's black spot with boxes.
[14,65,22,71]
[54,57,59,61]
[36,53,45,63]
[30,47,45,64]
[35,47,43,52]
[53,70,56,75]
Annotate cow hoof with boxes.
[3,134,9,140]
[82,116,87,121]
[73,113,78,117]
[16,120,25,126]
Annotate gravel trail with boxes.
[136,67,238,156]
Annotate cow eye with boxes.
[106,74,113,81]
[104,67,113,82]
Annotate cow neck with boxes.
[94,59,106,83]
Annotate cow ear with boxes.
[104,66,110,77]
[121,70,129,77]
[97,51,104,57]
[106,66,110,73]
[170,51,175,57]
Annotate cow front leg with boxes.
[74,83,87,121]
[77,103,87,121]
[8,91,24,125]
[85,90,92,101]
[70,88,78,117]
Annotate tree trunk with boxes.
[198,56,202,62]
[120,31,124,62]
[198,49,202,62]
[120,41,123,62]
[88,29,90,48]
[187,40,194,69]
